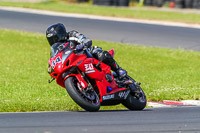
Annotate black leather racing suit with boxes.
[68,30,123,74]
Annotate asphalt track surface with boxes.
[0,9,200,51]
[1,8,200,133]
[0,107,200,133]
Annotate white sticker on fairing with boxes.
[84,63,95,73]
[102,94,115,100]
[118,90,130,99]
[85,70,95,74]
[52,57,61,68]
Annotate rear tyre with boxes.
[175,0,184,8]
[118,0,129,6]
[184,0,193,8]
[65,77,100,112]
[193,0,200,9]
[144,0,152,6]
[122,89,146,110]
[77,0,89,2]
[93,0,112,6]
[122,77,146,110]
[152,0,163,7]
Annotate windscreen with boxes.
[50,42,70,58]
[50,43,60,58]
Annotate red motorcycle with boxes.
[48,42,146,112]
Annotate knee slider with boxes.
[92,46,102,55]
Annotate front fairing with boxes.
[62,49,72,64]
[50,42,70,58]
[48,42,71,76]
[48,42,88,87]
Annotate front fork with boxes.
[63,69,88,90]
[77,70,95,92]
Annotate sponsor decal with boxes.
[47,33,53,38]
[118,90,130,99]
[85,70,95,74]
[77,61,83,66]
[84,63,95,73]
[52,57,61,68]
[102,94,115,100]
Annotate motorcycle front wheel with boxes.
[64,76,100,112]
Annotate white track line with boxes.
[148,100,200,108]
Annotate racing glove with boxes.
[75,44,84,50]
[68,30,92,49]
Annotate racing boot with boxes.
[111,61,127,80]
[116,68,127,79]
[93,49,127,79]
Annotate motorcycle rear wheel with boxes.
[122,77,147,110]
[64,77,100,112]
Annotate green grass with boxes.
[1,0,200,24]
[0,29,200,112]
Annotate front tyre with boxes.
[64,77,100,112]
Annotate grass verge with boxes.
[0,29,200,112]
[1,1,200,24]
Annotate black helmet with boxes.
[46,23,68,46]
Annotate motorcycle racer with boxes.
[46,23,127,79]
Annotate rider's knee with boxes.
[98,51,114,65]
